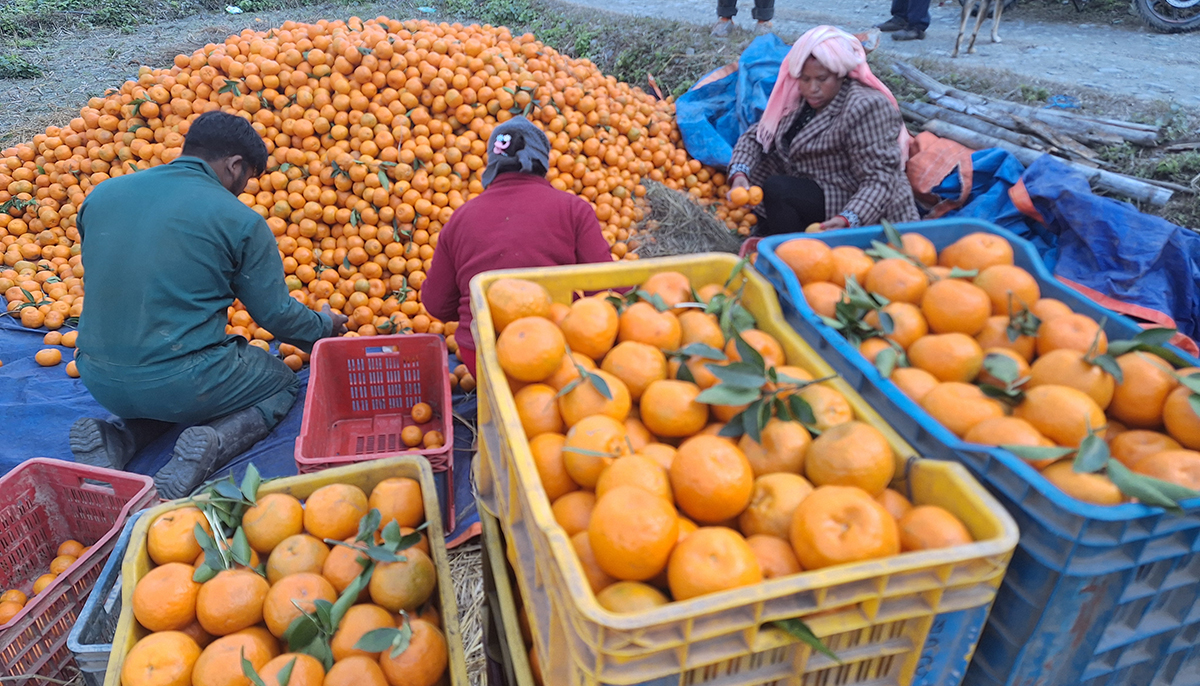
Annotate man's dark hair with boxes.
[182,111,269,175]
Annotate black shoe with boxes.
[875,16,908,32]
[70,416,170,470]
[892,27,926,40]
[155,407,270,499]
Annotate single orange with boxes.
[739,473,814,539]
[776,238,834,285]
[964,416,1056,467]
[241,492,304,554]
[148,506,213,566]
[195,569,269,636]
[303,483,370,541]
[57,539,85,558]
[875,488,913,520]
[798,384,855,432]
[323,655,389,686]
[639,379,708,438]
[600,341,668,401]
[737,419,811,476]
[804,421,895,497]
[920,382,1005,438]
[669,435,755,524]
[369,547,438,612]
[121,631,201,686]
[897,505,973,551]
[258,653,325,686]
[322,538,371,596]
[33,573,57,595]
[921,278,992,336]
[1108,352,1178,429]
[1132,450,1200,490]
[1163,385,1200,449]
[369,477,425,529]
[530,433,579,501]
[595,454,673,501]
[49,555,76,575]
[864,302,928,349]
[724,329,786,368]
[377,617,448,686]
[1036,313,1107,357]
[558,369,632,426]
[1028,348,1115,409]
[746,534,803,578]
[618,301,682,351]
[975,315,1036,362]
[908,333,985,383]
[563,414,630,488]
[263,572,337,638]
[789,485,900,569]
[588,485,679,581]
[552,491,597,536]
[331,603,395,661]
[411,402,433,424]
[678,310,726,349]
[802,282,845,318]
[1040,460,1125,505]
[937,232,1014,271]
[571,530,617,593]
[560,296,620,361]
[486,278,553,332]
[667,527,762,601]
[976,348,1031,388]
[1110,430,1183,468]
[132,562,201,632]
[1030,298,1074,323]
[0,602,22,625]
[640,271,694,310]
[192,631,273,686]
[864,258,929,305]
[497,316,565,382]
[889,367,940,404]
[974,264,1040,315]
[265,534,330,584]
[595,581,670,612]
[1014,384,1107,448]
[829,245,875,287]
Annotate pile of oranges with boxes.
[0,539,89,625]
[120,476,448,686]
[775,230,1200,506]
[0,16,759,356]
[484,271,975,614]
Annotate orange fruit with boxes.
[921,382,1006,438]
[322,538,371,596]
[57,540,84,558]
[977,348,1031,388]
[670,355,720,389]
[1132,450,1200,490]
[798,384,855,431]
[195,569,269,637]
[558,369,631,426]
[401,426,423,448]
[571,531,617,593]
[515,383,565,438]
[639,380,708,437]
[1108,352,1178,429]
[976,315,1036,362]
[829,246,875,287]
[563,414,631,488]
[789,485,900,569]
[640,271,693,310]
[595,581,670,612]
[324,655,389,686]
[1,589,27,606]
[897,505,973,551]
[737,419,811,476]
[192,631,274,686]
[901,233,938,266]
[625,417,654,451]
[921,279,992,335]
[1030,298,1074,322]
[552,491,597,536]
[908,333,984,383]
[1110,430,1183,468]
[724,329,785,368]
[369,477,425,529]
[560,297,620,361]
[258,654,325,686]
[262,572,337,638]
[738,473,814,539]
[132,562,201,632]
[938,232,1014,271]
[486,278,553,332]
[776,238,834,286]
[148,506,213,566]
[0,602,21,625]
[864,302,928,349]
[410,402,433,424]
[1040,460,1125,505]
[803,421,895,496]
[241,493,304,554]
[1028,349,1115,409]
[964,417,1056,466]
[667,527,762,600]
[600,341,668,401]
[530,433,579,501]
[303,483,369,541]
[596,454,673,501]
[549,302,572,327]
[1014,385,1108,448]
[33,574,57,594]
[859,338,892,364]
[678,310,726,349]
[889,367,940,404]
[802,282,845,318]
[746,534,803,578]
[669,435,755,524]
[587,485,679,581]
[265,534,330,584]
[974,265,1040,315]
[639,443,678,470]
[49,555,76,574]
[121,631,201,686]
[377,617,448,686]
[369,547,438,612]
[875,488,913,521]
[1036,313,1107,357]
[618,301,682,350]
[864,258,929,305]
[331,603,395,661]
[1163,385,1200,449]
[544,351,597,391]
[497,316,566,382]
[35,348,62,366]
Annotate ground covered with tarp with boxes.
[675,35,1200,347]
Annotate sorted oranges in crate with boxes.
[0,538,88,626]
[121,468,448,686]
[777,226,1200,509]
[485,270,976,610]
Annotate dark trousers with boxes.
[718,0,775,20]
[890,0,931,30]
[757,175,826,237]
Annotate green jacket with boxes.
[77,156,330,367]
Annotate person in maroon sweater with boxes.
[422,117,613,376]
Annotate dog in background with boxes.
[953,0,1004,56]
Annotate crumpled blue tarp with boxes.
[0,315,478,542]
[675,34,791,167]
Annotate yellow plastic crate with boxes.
[103,456,469,686]
[480,505,538,686]
[469,254,1019,686]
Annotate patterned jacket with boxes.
[728,80,919,227]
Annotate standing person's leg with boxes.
[877,0,911,31]
[757,176,827,236]
[713,0,738,36]
[753,0,775,29]
[893,0,930,39]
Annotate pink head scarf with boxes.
[756,26,911,163]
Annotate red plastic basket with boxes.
[0,458,156,684]
[296,333,453,474]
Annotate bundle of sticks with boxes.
[892,61,1188,207]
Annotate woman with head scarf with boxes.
[728,26,919,234]
[422,116,614,376]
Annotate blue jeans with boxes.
[890,0,931,29]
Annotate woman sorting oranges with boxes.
[729,26,918,235]
[423,117,614,377]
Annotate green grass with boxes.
[0,53,42,78]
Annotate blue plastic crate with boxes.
[756,219,1200,686]
[66,510,143,686]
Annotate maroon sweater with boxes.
[422,173,614,357]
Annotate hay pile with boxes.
[632,181,746,258]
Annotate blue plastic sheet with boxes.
[675,34,791,167]
[0,316,479,542]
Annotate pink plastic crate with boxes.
[296,334,454,523]
[0,459,156,684]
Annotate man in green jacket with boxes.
[70,111,347,498]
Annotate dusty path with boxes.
[563,0,1200,105]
